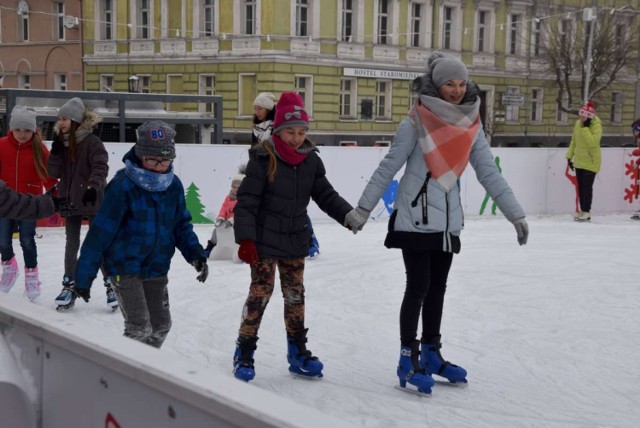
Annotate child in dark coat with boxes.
[72,121,209,348]
[232,92,353,381]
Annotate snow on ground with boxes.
[6,214,639,427]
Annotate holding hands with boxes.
[192,258,209,282]
[238,240,259,266]
[511,218,529,246]
[343,207,371,235]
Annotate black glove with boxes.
[82,187,97,206]
[583,118,592,127]
[192,258,209,283]
[72,286,91,302]
[44,186,60,212]
[50,138,63,155]
[50,195,62,212]
[567,159,574,171]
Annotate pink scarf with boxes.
[273,135,308,165]
[411,96,481,191]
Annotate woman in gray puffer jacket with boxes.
[344,52,529,395]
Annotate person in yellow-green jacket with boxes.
[566,100,602,222]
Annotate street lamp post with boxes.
[128,74,140,93]
[583,7,596,104]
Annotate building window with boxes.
[376,0,389,45]
[531,19,541,56]
[477,10,487,52]
[137,0,151,39]
[530,88,542,123]
[200,75,215,112]
[242,0,256,35]
[55,2,65,40]
[556,94,568,124]
[508,14,523,55]
[505,87,519,122]
[203,0,215,37]
[339,78,357,118]
[19,75,31,89]
[294,75,313,116]
[341,0,353,42]
[54,73,67,91]
[611,92,623,124]
[101,0,114,40]
[559,19,572,52]
[139,75,151,93]
[239,74,256,116]
[295,0,309,37]
[442,6,454,50]
[409,2,424,48]
[100,75,114,92]
[20,13,29,42]
[375,80,391,119]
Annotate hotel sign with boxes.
[343,67,422,81]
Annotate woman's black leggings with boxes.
[400,248,453,346]
[575,168,596,213]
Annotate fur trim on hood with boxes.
[53,109,102,135]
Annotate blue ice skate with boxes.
[308,234,320,259]
[287,329,323,378]
[233,336,258,382]
[397,341,434,395]
[420,336,467,384]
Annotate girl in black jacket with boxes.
[232,92,353,382]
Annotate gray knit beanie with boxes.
[9,105,38,132]
[429,54,469,88]
[58,97,85,123]
[134,120,177,160]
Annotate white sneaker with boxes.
[24,267,41,301]
[0,256,19,293]
[573,211,582,221]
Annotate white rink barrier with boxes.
[0,295,353,428]
[97,144,640,221]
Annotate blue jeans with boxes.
[0,218,37,268]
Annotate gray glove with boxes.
[343,207,371,235]
[512,218,529,246]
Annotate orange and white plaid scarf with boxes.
[411,95,481,191]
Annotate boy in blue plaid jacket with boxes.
[73,121,208,348]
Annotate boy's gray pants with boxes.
[110,275,171,348]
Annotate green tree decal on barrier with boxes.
[185,182,213,224]
[479,156,501,216]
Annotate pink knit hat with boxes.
[272,92,310,133]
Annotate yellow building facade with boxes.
[82,0,640,146]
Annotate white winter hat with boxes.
[253,92,276,111]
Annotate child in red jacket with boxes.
[0,106,57,300]
[204,170,245,258]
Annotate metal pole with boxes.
[583,6,596,104]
